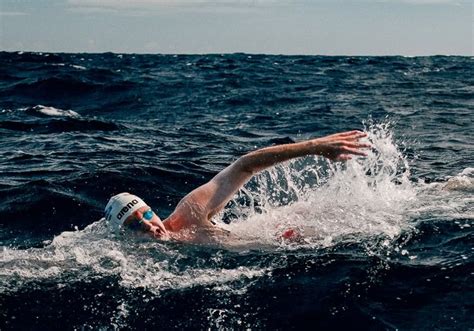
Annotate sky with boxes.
[0,0,472,55]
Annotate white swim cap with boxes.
[104,192,147,232]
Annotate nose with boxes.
[148,224,169,239]
[146,218,169,238]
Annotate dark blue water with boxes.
[0,52,473,330]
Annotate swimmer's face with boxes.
[123,206,169,239]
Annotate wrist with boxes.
[305,140,321,156]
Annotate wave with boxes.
[25,105,80,118]
[0,51,64,63]
[0,105,120,133]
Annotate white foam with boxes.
[32,105,80,118]
[442,167,474,192]
[411,167,474,222]
[52,62,87,69]
[71,64,87,70]
[0,220,267,295]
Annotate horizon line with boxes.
[4,49,472,57]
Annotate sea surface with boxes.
[0,52,473,330]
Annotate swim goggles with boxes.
[126,208,155,230]
[142,209,154,222]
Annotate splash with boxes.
[0,220,267,296]
[220,121,416,248]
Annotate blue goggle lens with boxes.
[126,209,154,230]
[143,210,154,221]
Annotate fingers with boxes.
[326,131,367,142]
[342,141,372,149]
[333,130,366,138]
[320,131,371,162]
[344,133,367,141]
[341,146,368,156]
[339,130,364,136]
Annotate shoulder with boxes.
[164,195,210,232]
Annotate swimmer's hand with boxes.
[311,130,370,161]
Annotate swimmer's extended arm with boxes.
[173,131,369,223]
[235,130,369,173]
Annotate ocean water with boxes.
[0,52,473,330]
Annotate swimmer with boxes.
[104,130,370,242]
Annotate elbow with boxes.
[237,154,257,175]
